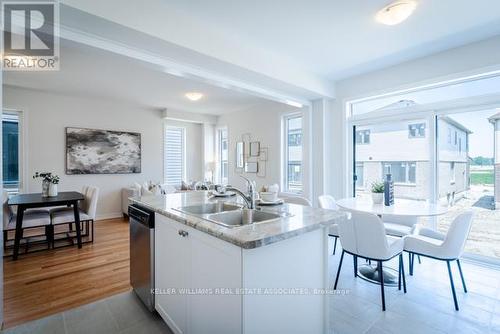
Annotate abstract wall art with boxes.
[66,127,141,174]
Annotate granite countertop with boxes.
[130,191,346,249]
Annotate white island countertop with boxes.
[130,191,346,249]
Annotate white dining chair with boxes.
[404,211,473,311]
[381,214,419,237]
[334,211,406,311]
[318,195,340,255]
[382,214,422,267]
[3,191,52,252]
[50,186,99,246]
[281,195,312,206]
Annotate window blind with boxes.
[164,126,185,187]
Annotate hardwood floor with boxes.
[3,217,131,329]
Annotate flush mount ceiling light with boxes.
[375,1,417,26]
[185,92,204,101]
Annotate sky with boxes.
[448,109,497,158]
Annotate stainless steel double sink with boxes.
[174,202,286,228]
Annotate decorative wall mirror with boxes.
[236,142,245,168]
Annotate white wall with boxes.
[356,121,430,162]
[3,86,164,219]
[216,103,304,194]
[164,119,204,182]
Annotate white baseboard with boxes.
[95,212,125,221]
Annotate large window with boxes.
[3,112,20,191]
[218,128,228,185]
[382,161,416,184]
[164,126,185,187]
[284,114,302,194]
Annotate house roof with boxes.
[488,112,500,124]
[441,116,473,134]
[374,100,473,134]
[375,100,418,111]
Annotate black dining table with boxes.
[8,191,85,260]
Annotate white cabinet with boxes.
[155,215,189,334]
[155,213,329,334]
[155,214,242,334]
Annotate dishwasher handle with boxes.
[129,205,154,228]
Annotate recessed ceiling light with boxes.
[285,100,304,108]
[375,1,417,26]
[185,92,204,101]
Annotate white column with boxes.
[494,120,500,209]
[310,98,336,206]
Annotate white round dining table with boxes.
[335,197,448,286]
[336,197,448,217]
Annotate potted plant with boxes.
[33,172,60,197]
[371,181,384,204]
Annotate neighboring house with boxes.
[355,105,471,201]
[489,112,500,209]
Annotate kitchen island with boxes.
[131,191,346,334]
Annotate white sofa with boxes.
[121,182,179,218]
[121,187,142,218]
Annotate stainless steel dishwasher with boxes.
[129,204,155,312]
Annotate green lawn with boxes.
[470,171,494,185]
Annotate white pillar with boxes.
[494,119,500,209]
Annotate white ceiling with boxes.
[164,0,500,80]
[4,40,285,115]
[60,0,500,82]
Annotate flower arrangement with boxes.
[33,172,60,184]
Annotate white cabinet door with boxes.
[188,227,242,334]
[155,214,243,334]
[155,214,190,334]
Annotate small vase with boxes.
[372,192,383,205]
[49,183,58,197]
[42,180,50,197]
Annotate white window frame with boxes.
[2,109,25,194]
[382,161,417,185]
[282,113,303,195]
[163,125,186,187]
[408,123,426,138]
[355,162,364,189]
[344,69,500,265]
[216,127,228,185]
[450,162,456,184]
[355,129,370,144]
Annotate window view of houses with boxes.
[354,103,499,259]
[355,116,471,203]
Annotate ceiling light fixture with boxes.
[185,92,204,101]
[375,1,417,26]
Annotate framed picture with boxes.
[244,162,258,173]
[66,127,141,174]
[250,141,260,157]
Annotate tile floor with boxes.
[2,291,173,334]
[3,249,500,334]
[329,250,500,334]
